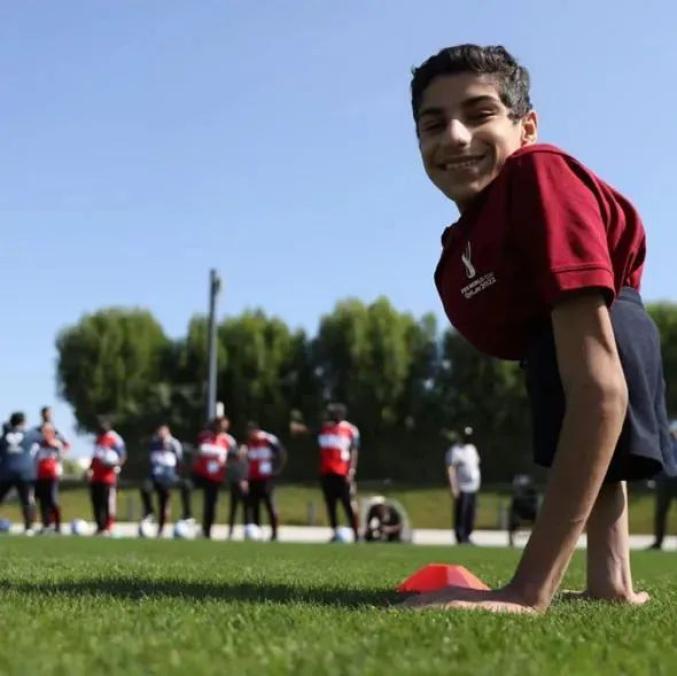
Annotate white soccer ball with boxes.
[173,519,194,540]
[243,523,262,541]
[103,449,120,466]
[335,526,353,543]
[70,519,90,536]
[138,519,155,539]
[0,518,12,533]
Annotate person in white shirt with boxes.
[445,426,481,544]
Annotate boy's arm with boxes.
[508,291,628,609]
[404,292,627,613]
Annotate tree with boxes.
[435,329,532,482]
[56,308,172,475]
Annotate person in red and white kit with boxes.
[244,421,287,541]
[88,418,126,535]
[318,403,360,542]
[35,420,69,533]
[191,416,236,539]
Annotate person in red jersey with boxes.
[244,421,286,541]
[191,416,236,538]
[34,421,69,533]
[404,44,674,614]
[318,403,360,543]
[88,418,126,535]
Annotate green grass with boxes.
[3,484,673,534]
[0,537,674,675]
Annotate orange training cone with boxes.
[396,564,489,593]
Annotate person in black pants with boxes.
[244,422,286,541]
[649,421,677,550]
[444,427,481,545]
[649,473,677,550]
[139,425,192,536]
[226,445,248,539]
[191,417,236,538]
[0,412,39,534]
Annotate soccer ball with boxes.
[173,519,194,540]
[70,519,90,536]
[0,518,12,533]
[138,519,155,539]
[243,523,262,541]
[335,526,353,543]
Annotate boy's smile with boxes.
[417,73,537,211]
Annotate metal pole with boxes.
[206,269,221,421]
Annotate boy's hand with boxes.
[400,585,539,614]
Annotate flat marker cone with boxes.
[396,563,489,593]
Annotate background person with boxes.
[88,418,126,535]
[244,421,286,541]
[649,421,677,550]
[139,424,192,537]
[191,416,236,538]
[318,403,360,543]
[445,427,481,544]
[34,422,68,533]
[0,412,39,534]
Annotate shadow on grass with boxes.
[1,577,398,608]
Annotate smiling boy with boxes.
[408,44,675,613]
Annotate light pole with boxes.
[206,269,221,421]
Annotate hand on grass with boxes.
[400,585,540,615]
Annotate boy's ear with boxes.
[521,110,538,145]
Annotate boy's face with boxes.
[417,73,537,211]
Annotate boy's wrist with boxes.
[503,578,553,612]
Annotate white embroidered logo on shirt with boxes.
[461,242,477,279]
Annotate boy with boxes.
[35,421,68,533]
[318,403,360,543]
[139,424,192,537]
[445,427,481,544]
[244,421,286,541]
[191,416,236,538]
[406,44,675,613]
[0,412,39,534]
[88,418,126,535]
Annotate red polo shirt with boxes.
[434,144,646,360]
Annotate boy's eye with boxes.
[468,110,496,123]
[420,120,445,133]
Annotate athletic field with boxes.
[0,537,674,675]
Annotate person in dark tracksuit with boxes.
[0,412,39,534]
[405,44,675,613]
[139,424,192,537]
[649,421,677,550]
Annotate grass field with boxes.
[0,537,675,675]
[1,483,673,534]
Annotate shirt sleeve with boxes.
[509,151,616,308]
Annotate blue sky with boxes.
[1,1,675,455]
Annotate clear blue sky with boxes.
[1,1,675,455]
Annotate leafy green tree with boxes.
[56,308,173,475]
[435,330,532,482]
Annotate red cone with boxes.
[396,564,489,593]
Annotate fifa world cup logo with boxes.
[461,242,476,279]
